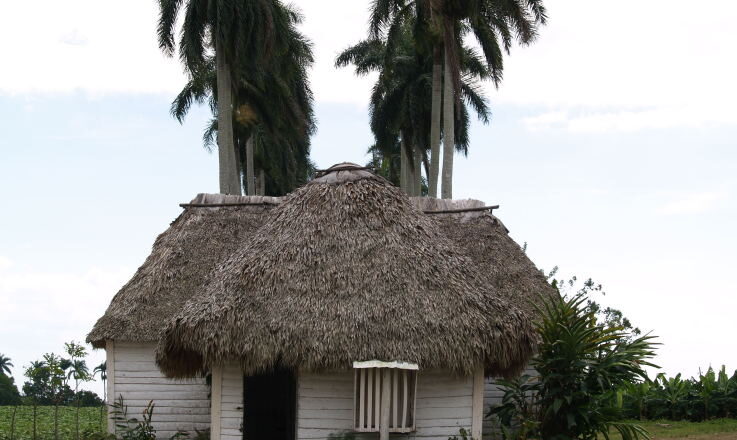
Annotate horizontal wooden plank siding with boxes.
[220,363,243,440]
[297,370,472,440]
[112,342,210,439]
[482,366,537,439]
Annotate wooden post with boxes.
[471,365,485,440]
[210,365,223,440]
[380,369,391,440]
[105,340,115,435]
[358,369,365,429]
[367,370,373,429]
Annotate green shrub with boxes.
[447,428,471,440]
[535,293,658,440]
[487,374,540,440]
[488,292,659,440]
[109,396,156,440]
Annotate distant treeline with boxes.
[0,342,104,406]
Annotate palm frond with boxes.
[157,0,185,55]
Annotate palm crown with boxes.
[157,0,309,195]
[0,354,13,376]
[169,3,315,196]
[365,0,546,198]
[337,14,491,191]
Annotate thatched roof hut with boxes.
[86,194,280,348]
[155,163,538,379]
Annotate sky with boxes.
[1,0,736,396]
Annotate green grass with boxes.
[606,419,737,439]
[0,406,107,440]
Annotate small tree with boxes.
[64,341,92,440]
[65,341,91,393]
[535,293,658,440]
[0,372,21,405]
[23,354,70,404]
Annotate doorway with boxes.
[242,368,296,440]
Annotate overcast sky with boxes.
[1,0,736,396]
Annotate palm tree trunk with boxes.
[441,45,455,199]
[258,168,266,195]
[216,37,241,195]
[400,135,409,192]
[245,135,255,195]
[422,153,430,187]
[428,46,442,198]
[413,144,423,196]
[254,167,261,195]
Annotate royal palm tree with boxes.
[157,0,296,195]
[370,0,546,198]
[337,18,490,194]
[93,362,107,401]
[67,359,89,393]
[59,357,72,387]
[170,3,315,196]
[29,360,45,371]
[0,354,13,376]
[369,0,441,196]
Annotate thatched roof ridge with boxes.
[156,164,537,378]
[86,195,278,348]
[412,198,556,320]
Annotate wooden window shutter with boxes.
[353,361,418,433]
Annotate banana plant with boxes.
[655,373,690,420]
[623,380,653,420]
[698,367,718,419]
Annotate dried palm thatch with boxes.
[86,194,280,348]
[156,164,537,378]
[412,198,557,320]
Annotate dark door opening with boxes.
[242,368,296,440]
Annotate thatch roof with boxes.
[412,198,557,321]
[86,194,280,348]
[155,163,538,379]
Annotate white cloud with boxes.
[495,0,737,131]
[658,191,728,215]
[59,29,89,47]
[523,105,737,133]
[1,0,735,126]
[522,110,568,131]
[0,0,374,103]
[0,255,11,270]
[0,1,184,95]
[0,256,130,395]
[491,1,737,107]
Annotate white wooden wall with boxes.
[297,370,474,440]
[107,341,211,439]
[211,363,244,440]
[482,367,537,439]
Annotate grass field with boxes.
[606,419,737,439]
[3,408,737,440]
[0,406,106,440]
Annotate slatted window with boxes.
[353,363,417,433]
